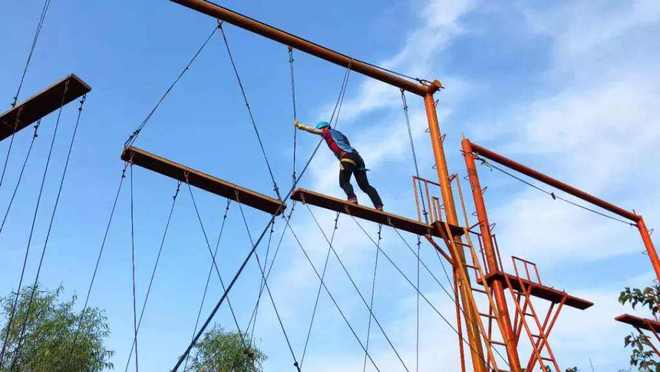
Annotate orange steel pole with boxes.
[466,139,660,281]
[424,92,487,372]
[454,270,467,372]
[462,138,522,372]
[637,217,660,281]
[171,0,432,96]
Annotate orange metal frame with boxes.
[464,138,660,281]
[462,137,660,370]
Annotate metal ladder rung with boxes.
[541,356,554,361]
[471,287,488,294]
[489,340,506,346]
[479,312,496,319]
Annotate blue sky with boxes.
[2,0,660,371]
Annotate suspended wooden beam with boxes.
[291,188,464,238]
[121,146,285,215]
[616,314,660,332]
[170,0,440,97]
[0,74,91,141]
[483,271,593,310]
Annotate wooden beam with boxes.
[291,188,464,238]
[484,271,593,310]
[0,74,91,141]
[121,146,285,215]
[616,314,660,332]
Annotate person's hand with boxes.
[294,119,303,129]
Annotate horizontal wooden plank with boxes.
[484,271,593,310]
[121,146,285,215]
[291,188,464,238]
[616,314,660,332]
[0,74,91,141]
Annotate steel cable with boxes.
[124,182,181,372]
[299,212,340,368]
[362,224,382,372]
[0,81,70,365]
[186,184,247,347]
[305,205,410,372]
[280,210,381,371]
[218,23,282,200]
[182,198,232,371]
[124,25,219,147]
[129,165,140,372]
[0,121,41,236]
[236,202,301,371]
[10,95,87,367]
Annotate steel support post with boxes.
[637,217,660,281]
[462,139,522,371]
[424,93,487,372]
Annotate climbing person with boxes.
[294,119,384,210]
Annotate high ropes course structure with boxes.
[2,1,659,372]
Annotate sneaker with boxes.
[375,205,384,212]
[347,197,358,205]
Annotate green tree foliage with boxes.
[0,285,113,372]
[187,327,266,372]
[619,282,660,372]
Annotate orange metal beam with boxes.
[170,0,437,97]
[425,96,487,372]
[464,138,660,281]
[467,140,637,221]
[462,138,522,371]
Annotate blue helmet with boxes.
[315,121,331,129]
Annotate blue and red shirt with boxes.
[321,128,355,158]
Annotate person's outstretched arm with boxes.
[294,119,323,135]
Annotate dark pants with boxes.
[339,152,383,208]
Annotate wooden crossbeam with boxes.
[616,314,660,332]
[291,188,464,238]
[121,146,285,215]
[0,74,91,141]
[484,271,593,310]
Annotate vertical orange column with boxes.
[462,138,522,371]
[637,217,660,281]
[423,86,487,372]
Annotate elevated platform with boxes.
[616,314,660,332]
[291,188,464,238]
[121,146,285,215]
[0,74,91,141]
[483,271,593,310]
